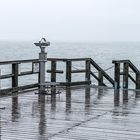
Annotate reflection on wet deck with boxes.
[1,86,140,140]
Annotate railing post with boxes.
[51,61,56,82]
[51,61,57,95]
[123,63,129,89]
[12,63,19,89]
[114,63,120,89]
[136,73,140,89]
[98,71,103,86]
[85,59,91,85]
[66,60,72,86]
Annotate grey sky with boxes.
[0,0,140,42]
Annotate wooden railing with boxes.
[112,60,140,89]
[47,58,115,87]
[0,59,39,94]
[47,58,91,86]
[90,58,114,86]
[1,57,140,95]
[0,58,116,95]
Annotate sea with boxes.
[0,41,140,89]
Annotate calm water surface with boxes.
[0,41,140,66]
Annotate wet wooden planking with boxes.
[0,87,140,140]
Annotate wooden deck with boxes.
[0,86,140,140]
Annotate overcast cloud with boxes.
[0,0,140,42]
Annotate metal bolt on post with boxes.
[34,38,50,94]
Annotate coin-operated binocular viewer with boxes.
[34,38,50,94]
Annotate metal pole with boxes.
[39,47,47,93]
[34,38,50,94]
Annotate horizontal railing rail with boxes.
[0,59,39,65]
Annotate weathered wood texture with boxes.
[12,63,19,89]
[114,63,120,89]
[85,60,91,82]
[66,60,72,85]
[136,73,140,89]
[51,61,57,82]
[123,63,129,88]
[0,87,140,140]
[113,60,140,89]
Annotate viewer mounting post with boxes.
[34,38,50,94]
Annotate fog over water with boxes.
[0,0,140,42]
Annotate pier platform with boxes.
[0,86,140,140]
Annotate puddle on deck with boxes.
[0,87,140,140]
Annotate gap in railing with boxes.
[18,75,38,87]
[0,78,12,89]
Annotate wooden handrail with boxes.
[90,58,114,86]
[113,59,140,89]
[112,60,140,74]
[0,59,39,65]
